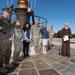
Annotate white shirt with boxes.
[23,30,32,42]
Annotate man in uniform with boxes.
[12,19,23,63]
[0,8,12,72]
[48,25,54,49]
[31,20,41,55]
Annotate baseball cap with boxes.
[2,8,10,13]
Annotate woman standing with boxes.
[23,22,32,58]
[42,25,49,54]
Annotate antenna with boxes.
[34,0,36,13]
[11,0,13,4]
[31,0,33,9]
[28,0,31,13]
[28,0,36,13]
[7,0,9,7]
[28,0,30,8]
[28,0,29,6]
[34,0,36,8]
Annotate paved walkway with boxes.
[1,38,75,75]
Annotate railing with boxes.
[0,13,47,28]
[34,15,47,27]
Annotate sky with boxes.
[0,0,75,33]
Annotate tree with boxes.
[72,33,75,38]
[54,30,61,38]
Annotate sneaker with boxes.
[42,51,45,54]
[44,52,47,54]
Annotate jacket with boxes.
[42,28,49,39]
[23,30,32,42]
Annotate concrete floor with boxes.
[1,38,75,75]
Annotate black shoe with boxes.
[0,67,8,73]
[23,55,27,58]
[48,46,51,50]
[59,49,61,55]
[24,55,29,58]
[0,65,4,68]
[5,63,14,69]
[27,55,30,58]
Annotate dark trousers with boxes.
[0,39,12,68]
[23,41,30,57]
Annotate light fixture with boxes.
[27,7,31,12]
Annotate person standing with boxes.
[0,8,12,72]
[42,25,49,54]
[31,20,41,55]
[23,22,32,58]
[12,19,23,63]
[60,23,72,57]
[48,25,54,49]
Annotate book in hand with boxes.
[63,35,69,41]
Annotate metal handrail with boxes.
[0,13,47,27]
[34,15,47,27]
